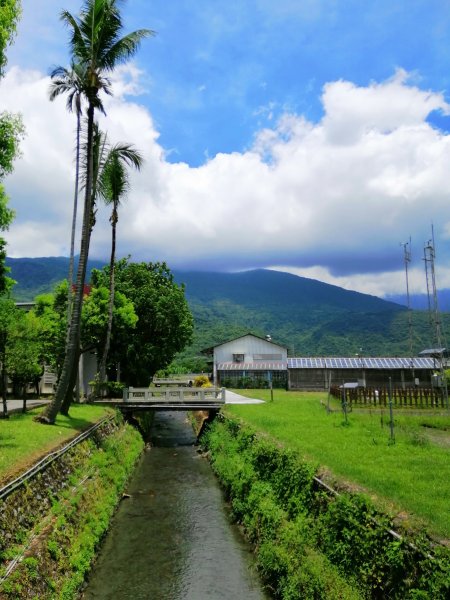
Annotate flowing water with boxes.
[82,411,269,600]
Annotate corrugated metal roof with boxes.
[217,362,287,371]
[287,357,436,370]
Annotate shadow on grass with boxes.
[54,416,98,431]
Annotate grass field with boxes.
[225,389,450,540]
[0,405,113,485]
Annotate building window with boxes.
[233,353,245,362]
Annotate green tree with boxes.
[6,310,42,412]
[39,0,152,423]
[0,0,21,77]
[0,1,24,292]
[33,280,136,400]
[92,260,194,385]
[95,139,143,394]
[81,284,137,356]
[0,296,16,417]
[33,283,69,379]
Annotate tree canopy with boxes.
[0,2,23,293]
[0,0,21,77]
[91,260,194,385]
[33,279,137,379]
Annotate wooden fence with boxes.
[330,386,448,409]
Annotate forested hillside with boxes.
[6,256,106,300]
[7,257,450,358]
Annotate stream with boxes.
[82,411,269,599]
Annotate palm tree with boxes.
[38,0,152,423]
[96,141,143,394]
[49,62,87,321]
[58,120,108,415]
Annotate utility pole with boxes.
[401,239,415,379]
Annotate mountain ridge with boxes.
[6,256,447,358]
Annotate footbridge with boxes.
[97,386,226,411]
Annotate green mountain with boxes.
[172,269,448,358]
[6,257,448,357]
[6,256,106,300]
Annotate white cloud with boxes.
[322,69,450,144]
[267,265,450,297]
[3,66,450,297]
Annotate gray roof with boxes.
[418,348,448,357]
[287,357,436,370]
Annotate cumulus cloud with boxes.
[2,65,450,297]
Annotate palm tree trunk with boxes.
[67,109,81,321]
[97,205,117,396]
[36,102,95,424]
[22,383,27,414]
[60,340,79,415]
[1,359,8,419]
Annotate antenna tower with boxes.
[423,228,449,408]
[423,233,444,349]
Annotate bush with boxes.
[201,417,450,599]
[193,375,212,388]
[103,381,125,397]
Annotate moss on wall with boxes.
[0,414,144,599]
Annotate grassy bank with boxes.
[202,415,450,599]
[0,405,113,485]
[0,415,144,599]
[225,390,450,540]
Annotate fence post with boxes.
[123,387,129,402]
[388,377,395,444]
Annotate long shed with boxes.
[288,357,437,391]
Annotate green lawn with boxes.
[0,404,113,485]
[225,389,450,540]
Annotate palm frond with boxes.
[102,29,154,71]
[98,141,143,206]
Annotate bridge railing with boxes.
[123,386,225,404]
[151,375,207,387]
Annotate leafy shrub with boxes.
[193,375,212,387]
[201,417,450,599]
[103,381,125,397]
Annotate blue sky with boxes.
[3,0,450,297]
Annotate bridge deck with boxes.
[95,386,225,411]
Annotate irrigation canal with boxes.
[82,411,269,600]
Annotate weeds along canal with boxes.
[82,411,269,600]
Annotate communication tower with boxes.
[423,229,449,408]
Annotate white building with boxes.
[207,333,288,388]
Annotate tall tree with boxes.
[95,140,143,394]
[0,1,23,292]
[38,0,152,423]
[49,62,86,319]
